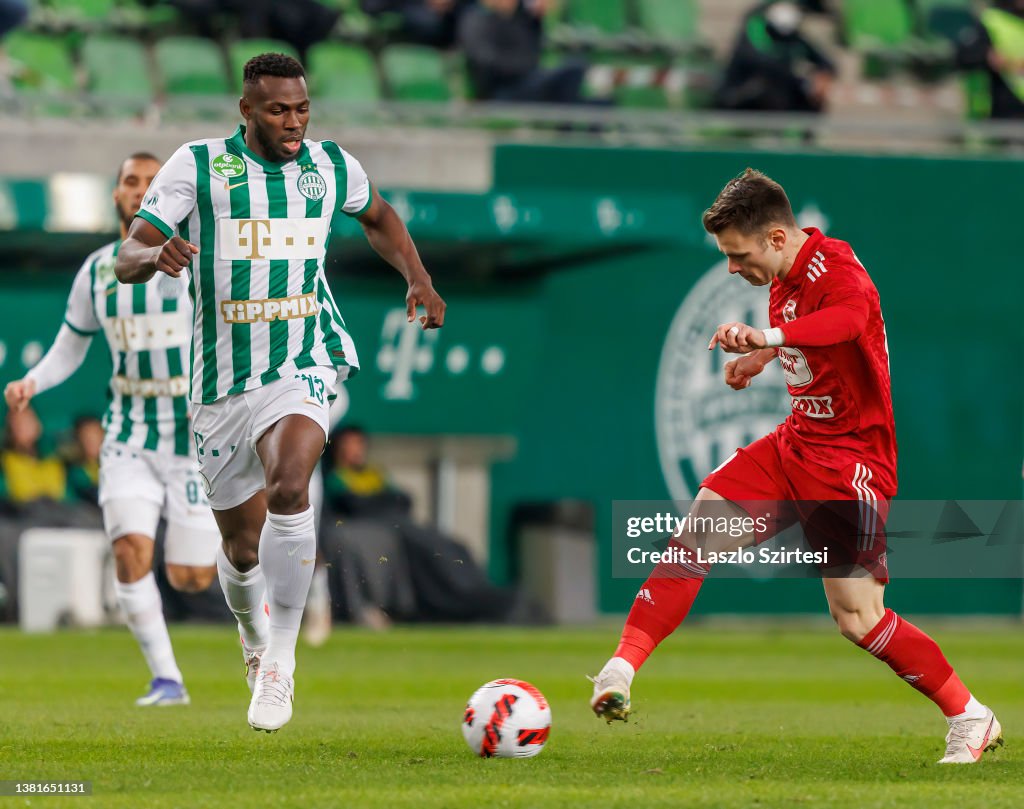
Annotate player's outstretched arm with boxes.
[357,188,445,329]
[116,218,198,285]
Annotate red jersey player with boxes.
[589,169,1002,765]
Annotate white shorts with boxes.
[99,442,220,567]
[191,366,339,511]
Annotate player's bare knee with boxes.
[832,608,871,643]
[112,535,151,582]
[166,564,216,593]
[265,479,309,515]
[221,539,260,572]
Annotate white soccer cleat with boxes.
[240,637,265,694]
[938,708,1004,764]
[247,662,294,733]
[588,667,632,723]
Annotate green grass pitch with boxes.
[1,624,1021,808]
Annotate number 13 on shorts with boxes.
[296,372,325,405]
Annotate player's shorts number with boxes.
[185,479,201,505]
[297,373,325,405]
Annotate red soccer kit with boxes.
[619,231,977,720]
[702,227,897,575]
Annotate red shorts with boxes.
[701,430,890,581]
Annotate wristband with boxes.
[762,327,785,348]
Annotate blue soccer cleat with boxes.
[135,678,191,707]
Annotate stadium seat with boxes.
[81,35,153,106]
[228,39,301,90]
[154,37,230,96]
[4,31,76,94]
[380,45,450,101]
[562,0,628,35]
[635,0,699,42]
[307,42,380,103]
[843,0,914,48]
[46,0,118,28]
[843,0,917,78]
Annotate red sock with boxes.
[613,544,707,672]
[858,609,971,716]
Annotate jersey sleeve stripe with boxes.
[135,209,173,239]
[63,317,99,336]
[344,181,373,218]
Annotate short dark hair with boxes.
[243,52,306,88]
[116,151,160,185]
[702,168,797,236]
[335,425,367,441]
[73,414,102,433]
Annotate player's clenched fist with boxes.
[156,235,198,277]
[724,355,767,390]
[4,377,36,412]
[708,321,766,354]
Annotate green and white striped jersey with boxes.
[65,240,193,456]
[136,125,368,405]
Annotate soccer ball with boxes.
[461,679,552,758]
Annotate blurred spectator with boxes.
[141,0,339,59]
[319,425,545,627]
[714,0,836,113]
[0,406,66,508]
[458,0,588,103]
[952,0,1024,119]
[0,0,27,41]
[325,424,412,519]
[63,415,103,507]
[360,0,474,49]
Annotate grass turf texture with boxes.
[0,625,1020,808]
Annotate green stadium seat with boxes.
[635,0,699,41]
[562,0,628,35]
[46,0,117,25]
[843,0,914,48]
[228,39,300,91]
[154,36,229,96]
[116,0,183,31]
[81,35,153,104]
[308,42,380,103]
[843,0,918,78]
[4,31,76,94]
[381,45,450,101]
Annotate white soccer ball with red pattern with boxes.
[461,679,552,758]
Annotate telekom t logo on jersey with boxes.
[217,218,328,262]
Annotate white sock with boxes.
[947,695,987,723]
[259,507,316,678]
[115,572,183,683]
[216,545,269,649]
[602,656,636,687]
